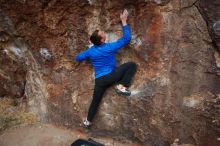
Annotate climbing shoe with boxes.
[83,119,91,128]
[115,84,131,96]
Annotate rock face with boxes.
[0,0,220,146]
[0,12,26,98]
[196,0,220,51]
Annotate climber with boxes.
[75,9,137,128]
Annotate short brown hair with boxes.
[90,30,102,45]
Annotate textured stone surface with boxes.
[196,0,220,77]
[0,11,26,97]
[196,0,220,50]
[0,0,220,146]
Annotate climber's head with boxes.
[90,30,106,46]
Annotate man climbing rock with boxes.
[75,9,137,128]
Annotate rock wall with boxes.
[0,0,220,146]
[0,10,26,98]
[196,0,220,50]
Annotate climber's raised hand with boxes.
[120,9,129,26]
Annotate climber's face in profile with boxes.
[98,30,106,44]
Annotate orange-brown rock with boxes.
[0,0,220,146]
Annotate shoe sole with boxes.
[115,89,131,96]
[82,123,92,130]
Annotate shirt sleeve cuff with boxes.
[123,25,128,28]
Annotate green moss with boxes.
[0,97,37,131]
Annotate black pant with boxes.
[87,62,137,122]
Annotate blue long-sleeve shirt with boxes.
[75,25,131,79]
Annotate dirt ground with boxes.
[0,124,139,146]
